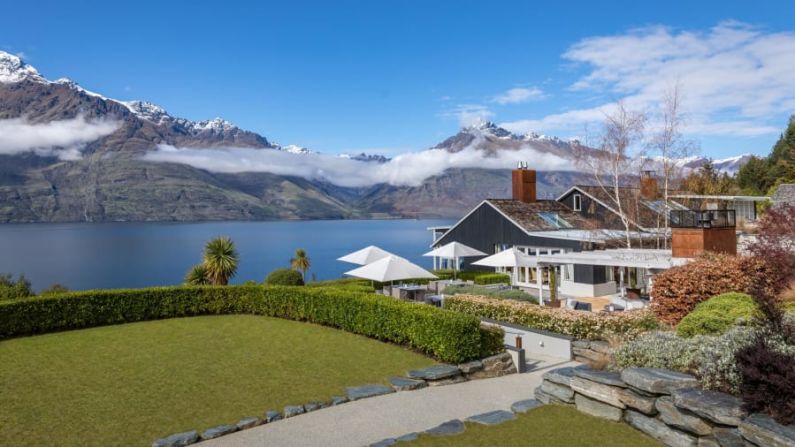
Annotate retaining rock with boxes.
[697,437,720,447]
[574,393,623,422]
[330,395,348,406]
[303,401,323,412]
[542,366,579,387]
[389,376,427,392]
[617,387,658,415]
[540,380,575,403]
[511,399,542,413]
[469,352,516,378]
[395,432,418,442]
[283,405,305,418]
[427,375,467,387]
[621,368,699,395]
[656,396,713,436]
[200,425,237,440]
[466,410,516,426]
[671,388,746,426]
[152,431,199,447]
[407,365,461,381]
[346,384,394,401]
[570,376,626,408]
[458,360,483,374]
[425,419,465,436]
[264,410,281,423]
[625,410,698,447]
[235,417,260,430]
[738,413,795,447]
[712,427,745,447]
[574,368,626,387]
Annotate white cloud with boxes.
[143,143,576,188]
[493,87,545,105]
[503,21,795,137]
[0,116,120,159]
[442,104,494,127]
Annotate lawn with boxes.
[407,405,661,447]
[0,315,435,447]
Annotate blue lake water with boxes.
[0,219,454,292]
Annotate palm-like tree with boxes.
[290,248,311,281]
[202,236,239,285]
[185,263,210,286]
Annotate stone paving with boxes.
[199,355,574,447]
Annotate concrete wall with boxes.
[482,318,572,360]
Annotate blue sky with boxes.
[3,0,794,158]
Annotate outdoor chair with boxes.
[573,301,592,312]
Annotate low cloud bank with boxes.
[0,116,119,159]
[144,144,576,188]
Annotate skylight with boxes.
[537,212,573,229]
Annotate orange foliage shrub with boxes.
[651,253,764,326]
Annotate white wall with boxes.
[560,280,617,298]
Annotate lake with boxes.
[0,219,454,292]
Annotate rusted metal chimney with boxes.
[640,170,658,200]
[512,162,536,203]
[670,209,737,258]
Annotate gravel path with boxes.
[200,355,577,447]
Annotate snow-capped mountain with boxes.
[0,52,46,83]
[683,154,754,175]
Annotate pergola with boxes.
[533,249,690,303]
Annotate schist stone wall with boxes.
[534,366,795,447]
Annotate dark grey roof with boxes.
[772,184,795,206]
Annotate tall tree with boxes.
[578,101,647,248]
[648,83,697,247]
[202,236,239,285]
[290,248,311,281]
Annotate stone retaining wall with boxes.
[152,352,517,447]
[535,366,795,447]
[571,339,612,366]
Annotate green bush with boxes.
[612,331,700,372]
[0,285,503,363]
[472,273,511,285]
[446,295,658,340]
[264,268,305,286]
[676,293,758,337]
[306,278,376,293]
[0,274,34,301]
[444,285,536,302]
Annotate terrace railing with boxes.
[669,209,736,229]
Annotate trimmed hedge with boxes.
[472,273,511,285]
[446,295,659,340]
[0,285,503,363]
[676,293,758,338]
[265,268,305,286]
[444,285,537,302]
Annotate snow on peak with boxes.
[54,77,109,100]
[280,144,311,155]
[191,117,237,132]
[122,100,171,123]
[0,51,46,83]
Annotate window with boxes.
[562,264,574,281]
[537,212,573,229]
[573,194,582,211]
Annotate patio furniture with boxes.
[397,285,427,302]
[573,301,592,312]
[425,294,444,307]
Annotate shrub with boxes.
[444,285,536,302]
[472,273,511,285]
[265,268,305,286]
[0,285,503,363]
[676,293,758,337]
[40,284,69,296]
[0,274,34,301]
[696,327,756,394]
[735,333,795,425]
[445,295,658,340]
[611,331,699,372]
[651,253,760,326]
[307,278,376,293]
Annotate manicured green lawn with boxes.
[0,315,434,447]
[408,405,661,447]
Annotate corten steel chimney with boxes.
[671,209,737,258]
[640,170,658,200]
[512,164,536,203]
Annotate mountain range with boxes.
[0,51,751,223]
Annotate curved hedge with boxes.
[0,285,503,363]
[676,293,758,338]
[446,295,659,340]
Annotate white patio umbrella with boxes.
[423,241,487,279]
[472,247,538,268]
[344,256,437,284]
[337,245,394,265]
